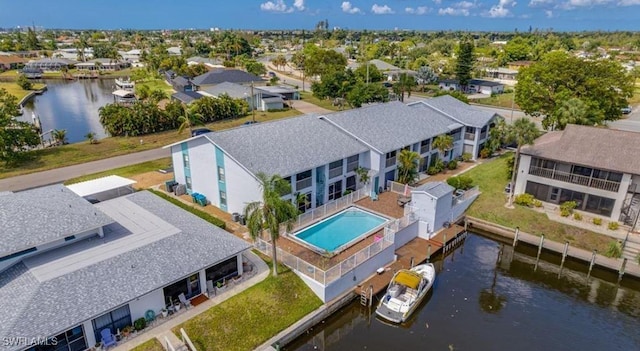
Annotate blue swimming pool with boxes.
[293,207,388,253]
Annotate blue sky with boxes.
[1,0,639,31]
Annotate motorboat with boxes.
[115,77,135,90]
[375,263,435,323]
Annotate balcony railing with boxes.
[385,157,396,168]
[529,166,621,192]
[296,178,312,191]
[464,132,475,141]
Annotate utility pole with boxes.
[251,82,256,123]
[510,88,515,123]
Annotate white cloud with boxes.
[405,6,430,14]
[484,0,517,17]
[371,4,395,14]
[438,7,470,15]
[260,0,293,12]
[456,1,478,8]
[545,9,554,16]
[618,0,640,4]
[293,0,305,10]
[432,0,442,3]
[561,0,612,7]
[341,1,362,13]
[528,0,555,6]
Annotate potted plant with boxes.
[121,326,132,338]
[161,308,168,318]
[133,317,147,332]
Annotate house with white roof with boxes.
[164,96,494,215]
[0,186,250,351]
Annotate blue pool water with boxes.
[294,208,388,252]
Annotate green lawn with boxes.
[0,109,301,180]
[0,81,46,102]
[466,154,612,253]
[64,158,171,185]
[130,338,164,351]
[136,78,174,94]
[174,262,322,351]
[299,91,347,111]
[471,92,519,109]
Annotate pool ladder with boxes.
[360,285,373,307]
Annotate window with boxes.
[329,159,344,179]
[182,153,190,168]
[346,175,356,192]
[585,194,615,216]
[217,166,225,182]
[26,326,87,351]
[205,257,239,285]
[420,139,430,154]
[572,165,592,177]
[465,126,475,133]
[346,154,359,172]
[296,170,312,190]
[92,305,131,342]
[297,192,312,213]
[328,180,343,201]
[220,191,227,206]
[185,176,192,190]
[163,273,201,303]
[385,150,397,168]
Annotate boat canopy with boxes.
[393,270,421,289]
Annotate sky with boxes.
[1,0,639,32]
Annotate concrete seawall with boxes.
[465,216,640,279]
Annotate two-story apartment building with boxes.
[0,186,250,351]
[513,125,640,227]
[165,96,495,215]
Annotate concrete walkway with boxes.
[111,251,270,351]
[290,99,332,115]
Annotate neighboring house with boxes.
[507,60,533,71]
[0,186,250,351]
[171,76,197,92]
[186,56,224,69]
[191,69,263,87]
[257,85,300,101]
[411,181,456,232]
[484,67,518,81]
[53,48,94,61]
[407,95,500,159]
[438,79,504,95]
[514,125,640,227]
[75,58,130,71]
[164,96,492,215]
[198,81,284,111]
[347,59,416,81]
[171,91,204,104]
[0,55,26,70]
[23,58,76,72]
[167,46,182,56]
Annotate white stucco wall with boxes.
[128,289,165,322]
[412,190,454,233]
[394,220,419,249]
[187,137,218,203]
[171,145,186,185]
[224,153,261,214]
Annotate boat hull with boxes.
[375,263,435,324]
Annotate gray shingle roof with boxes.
[0,185,114,258]
[192,69,263,86]
[521,125,640,175]
[322,101,462,153]
[414,181,454,199]
[171,91,203,104]
[206,114,370,177]
[408,95,498,128]
[199,81,253,99]
[0,191,250,350]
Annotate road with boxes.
[0,148,168,192]
[609,105,640,132]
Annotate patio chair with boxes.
[179,293,192,309]
[370,191,378,201]
[145,309,156,325]
[100,328,117,349]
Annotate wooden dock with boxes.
[355,224,466,298]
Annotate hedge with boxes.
[148,189,226,230]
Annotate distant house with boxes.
[167,46,182,56]
[75,58,130,71]
[24,58,76,72]
[198,81,284,111]
[171,76,197,92]
[507,61,534,71]
[438,79,504,95]
[171,91,204,104]
[347,59,416,81]
[255,85,300,101]
[192,69,263,87]
[484,67,518,81]
[53,48,94,61]
[186,56,224,69]
[0,55,26,70]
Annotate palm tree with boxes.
[432,134,454,161]
[84,131,97,144]
[243,173,299,276]
[393,73,417,102]
[397,149,421,185]
[52,129,67,146]
[506,118,539,206]
[178,105,204,135]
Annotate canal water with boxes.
[19,79,117,143]
[286,234,640,351]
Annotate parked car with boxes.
[191,128,212,137]
[243,121,259,126]
[621,106,632,114]
[268,71,276,78]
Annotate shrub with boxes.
[427,166,440,175]
[514,193,535,207]
[573,212,582,221]
[447,160,458,170]
[559,201,577,217]
[592,217,602,225]
[148,189,226,229]
[434,159,445,172]
[560,209,571,217]
[608,221,619,230]
[533,200,543,207]
[447,175,473,190]
[479,148,491,159]
[133,317,146,331]
[604,240,622,258]
[462,152,473,162]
